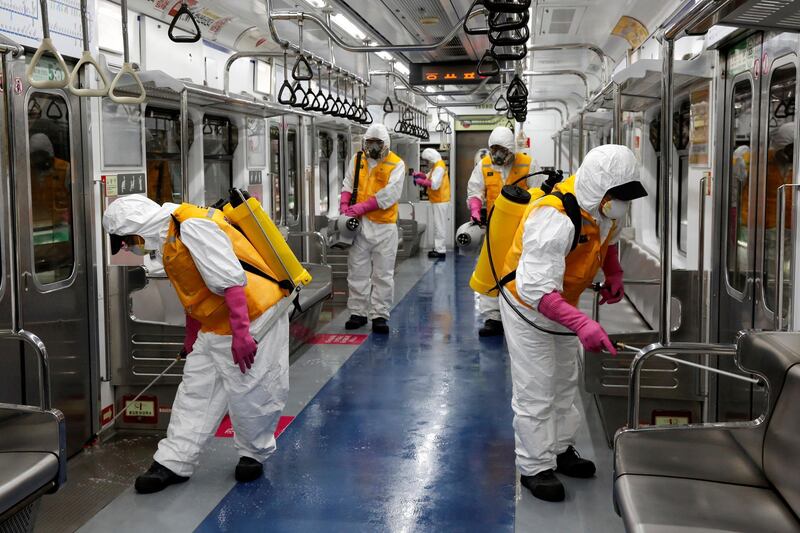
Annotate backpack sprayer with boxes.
[328,152,363,248]
[89,189,308,446]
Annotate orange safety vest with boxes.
[162,204,284,335]
[427,160,450,203]
[502,175,616,308]
[355,151,402,224]
[482,152,532,213]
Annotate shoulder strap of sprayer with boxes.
[350,151,363,206]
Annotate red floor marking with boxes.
[215,414,295,438]
[307,333,368,345]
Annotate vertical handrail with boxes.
[180,89,189,202]
[775,184,800,330]
[698,175,709,422]
[613,82,622,145]
[0,330,51,410]
[578,111,585,165]
[658,34,675,345]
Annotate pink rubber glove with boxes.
[344,196,379,218]
[468,197,483,224]
[223,286,257,373]
[538,291,617,356]
[339,191,352,215]
[182,315,201,356]
[600,244,624,305]
[414,176,432,187]
[413,171,428,181]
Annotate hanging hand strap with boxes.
[68,51,111,97]
[168,0,202,43]
[108,62,146,104]
[26,38,70,89]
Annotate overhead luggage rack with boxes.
[680,0,800,35]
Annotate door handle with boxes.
[21,271,31,292]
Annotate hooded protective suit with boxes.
[467,126,537,322]
[103,195,289,477]
[340,123,406,320]
[499,145,642,477]
[420,148,450,254]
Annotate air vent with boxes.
[718,0,800,31]
[540,6,587,36]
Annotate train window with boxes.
[726,78,753,293]
[318,133,331,214]
[101,99,143,168]
[677,155,689,253]
[246,117,267,169]
[145,107,191,204]
[28,94,74,285]
[270,125,281,222]
[286,127,299,224]
[763,63,796,313]
[655,155,661,239]
[202,115,238,207]
[338,134,348,187]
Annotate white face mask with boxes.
[601,199,629,220]
[127,244,150,256]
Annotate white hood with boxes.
[421,148,442,164]
[488,126,515,152]
[772,122,795,150]
[574,144,640,214]
[102,194,179,251]
[365,123,391,150]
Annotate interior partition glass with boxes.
[145,106,189,204]
[270,124,282,223]
[203,115,237,206]
[763,63,796,314]
[286,127,299,224]
[726,78,753,293]
[28,93,74,284]
[318,133,331,214]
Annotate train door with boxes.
[716,33,799,420]
[202,115,237,206]
[9,58,93,453]
[284,117,303,256]
[454,131,490,227]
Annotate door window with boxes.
[270,124,281,222]
[318,133,331,214]
[28,93,74,285]
[286,127,299,224]
[101,99,143,168]
[145,107,190,204]
[763,63,796,313]
[203,115,237,206]
[677,154,689,253]
[726,79,754,293]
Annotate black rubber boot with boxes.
[520,470,565,502]
[134,461,189,494]
[372,317,390,334]
[556,446,596,478]
[235,457,263,482]
[427,250,446,259]
[478,319,504,337]
[345,314,368,330]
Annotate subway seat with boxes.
[613,332,800,532]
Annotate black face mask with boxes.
[31,153,53,174]
[490,149,512,166]
[364,140,384,160]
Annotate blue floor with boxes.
[196,256,516,532]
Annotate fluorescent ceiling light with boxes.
[376,51,393,61]
[303,0,326,7]
[394,62,410,75]
[425,86,435,93]
[331,13,365,40]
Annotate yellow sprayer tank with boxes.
[223,190,312,287]
[469,185,531,296]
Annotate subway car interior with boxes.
[2,0,800,531]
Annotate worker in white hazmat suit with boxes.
[103,195,289,494]
[413,148,450,259]
[499,145,647,502]
[466,126,537,337]
[339,123,406,334]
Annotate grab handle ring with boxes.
[168,0,202,43]
[26,38,70,89]
[108,62,146,105]
[68,51,110,97]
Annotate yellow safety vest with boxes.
[427,160,450,204]
[162,204,284,335]
[482,152,532,213]
[502,175,616,308]
[355,151,402,224]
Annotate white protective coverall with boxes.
[499,145,635,476]
[422,147,450,254]
[467,127,538,321]
[103,195,289,477]
[342,124,406,319]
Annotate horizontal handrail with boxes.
[627,342,754,429]
[0,329,51,410]
[287,231,328,266]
